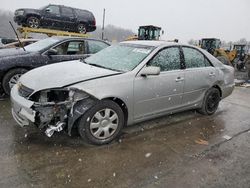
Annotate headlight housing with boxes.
[16,10,24,15]
[30,88,89,103]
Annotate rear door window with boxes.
[182,47,211,68]
[61,7,74,17]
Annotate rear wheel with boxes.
[2,68,27,95]
[26,17,40,28]
[198,88,221,115]
[77,23,87,34]
[78,100,124,145]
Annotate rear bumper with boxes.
[221,83,235,99]
[10,85,35,127]
[87,25,96,32]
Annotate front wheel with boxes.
[26,17,40,28]
[2,68,27,95]
[198,88,221,115]
[78,100,125,145]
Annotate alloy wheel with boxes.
[8,74,22,89]
[28,18,39,28]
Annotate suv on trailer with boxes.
[14,4,96,33]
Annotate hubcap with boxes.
[9,74,22,89]
[28,18,39,28]
[78,25,86,33]
[90,108,119,140]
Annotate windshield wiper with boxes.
[86,62,124,73]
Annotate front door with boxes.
[42,5,61,28]
[45,40,89,64]
[134,47,185,120]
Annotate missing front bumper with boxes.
[11,85,97,136]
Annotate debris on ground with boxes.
[234,79,246,86]
[195,139,209,145]
[238,83,250,88]
[145,153,152,158]
[223,135,232,140]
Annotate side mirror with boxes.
[140,66,160,77]
[47,49,58,56]
[45,8,51,12]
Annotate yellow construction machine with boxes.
[200,38,237,66]
[127,25,162,41]
[232,44,250,71]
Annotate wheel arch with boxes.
[103,97,128,126]
[25,14,41,21]
[1,66,31,84]
[212,85,222,98]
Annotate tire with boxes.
[26,16,40,28]
[217,56,231,66]
[77,23,87,34]
[2,68,27,95]
[78,100,125,145]
[198,88,221,115]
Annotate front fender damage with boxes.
[67,98,97,136]
[32,97,97,137]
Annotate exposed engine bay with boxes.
[20,85,97,137]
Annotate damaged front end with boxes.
[12,84,97,137]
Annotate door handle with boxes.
[209,72,215,77]
[175,77,184,82]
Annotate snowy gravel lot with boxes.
[0,87,250,188]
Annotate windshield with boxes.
[84,44,154,72]
[25,38,60,52]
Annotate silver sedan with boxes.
[11,41,235,145]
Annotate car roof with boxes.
[121,40,184,47]
[50,36,108,43]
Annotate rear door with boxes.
[134,46,185,120]
[60,7,76,29]
[181,46,217,106]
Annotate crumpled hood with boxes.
[20,60,119,91]
[0,48,30,58]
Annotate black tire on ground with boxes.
[2,68,27,95]
[198,88,221,115]
[246,60,250,79]
[78,100,125,145]
[77,23,87,34]
[26,16,40,28]
[217,56,231,66]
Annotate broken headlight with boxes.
[30,88,89,103]
[16,10,24,15]
[68,88,90,102]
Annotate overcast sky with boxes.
[1,0,250,42]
